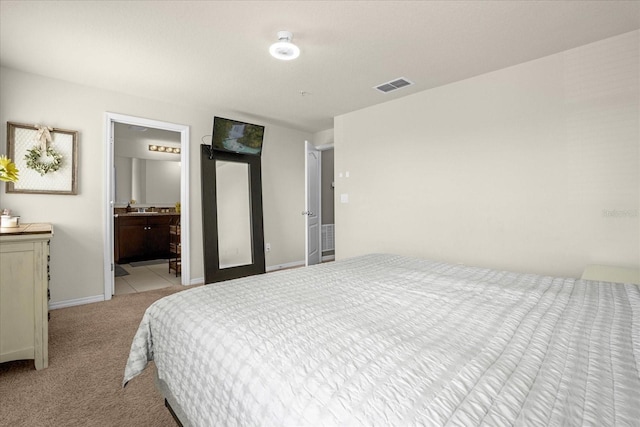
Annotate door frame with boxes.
[103,112,190,300]
[305,141,321,266]
[305,141,334,266]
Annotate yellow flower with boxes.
[0,155,19,182]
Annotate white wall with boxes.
[313,128,334,147]
[0,66,310,305]
[335,31,639,278]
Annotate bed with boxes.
[123,253,640,426]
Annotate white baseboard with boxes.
[192,261,306,285]
[266,257,334,272]
[49,294,105,310]
[51,260,332,308]
[189,277,205,286]
[266,260,305,272]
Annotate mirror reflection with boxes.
[114,123,181,206]
[115,157,180,204]
[216,160,252,268]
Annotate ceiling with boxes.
[115,123,180,145]
[1,1,638,133]
[114,122,181,162]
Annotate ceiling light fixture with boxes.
[269,31,300,61]
[149,144,180,154]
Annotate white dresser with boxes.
[0,223,53,370]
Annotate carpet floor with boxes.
[0,285,186,427]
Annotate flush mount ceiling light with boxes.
[269,31,300,61]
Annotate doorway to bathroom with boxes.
[103,113,190,301]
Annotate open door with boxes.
[107,118,115,297]
[305,141,321,266]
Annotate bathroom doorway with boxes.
[103,113,190,301]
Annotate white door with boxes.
[107,119,115,296]
[305,141,321,266]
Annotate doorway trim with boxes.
[304,141,334,266]
[103,112,190,301]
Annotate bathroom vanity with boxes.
[114,212,179,264]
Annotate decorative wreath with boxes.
[25,146,63,176]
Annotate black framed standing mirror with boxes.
[201,144,265,283]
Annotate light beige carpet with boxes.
[0,285,186,427]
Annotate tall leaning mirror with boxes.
[201,145,265,283]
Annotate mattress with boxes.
[124,254,640,426]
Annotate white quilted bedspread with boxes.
[124,254,640,426]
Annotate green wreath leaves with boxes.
[25,146,63,176]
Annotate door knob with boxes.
[301,210,313,216]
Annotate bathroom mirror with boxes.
[115,157,180,205]
[114,123,181,206]
[201,145,265,283]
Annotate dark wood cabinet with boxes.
[114,214,175,264]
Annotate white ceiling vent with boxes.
[374,77,414,94]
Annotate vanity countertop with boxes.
[115,212,180,218]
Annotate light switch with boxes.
[345,171,350,178]
[340,193,349,203]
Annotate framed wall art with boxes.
[6,122,78,195]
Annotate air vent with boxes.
[374,77,414,93]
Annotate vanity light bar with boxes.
[149,144,181,154]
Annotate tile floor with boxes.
[114,260,182,295]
